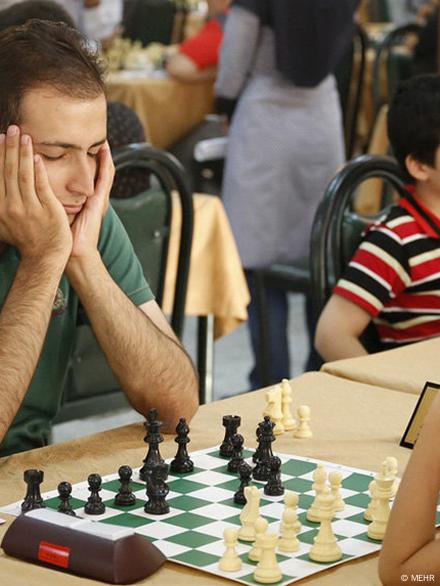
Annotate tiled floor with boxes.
[52,294,309,444]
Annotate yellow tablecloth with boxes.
[163,193,250,339]
[0,371,417,585]
[106,72,214,149]
[322,337,440,395]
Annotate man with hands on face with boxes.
[0,19,198,456]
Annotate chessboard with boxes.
[1,446,427,586]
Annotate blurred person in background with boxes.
[166,0,230,82]
[215,0,359,389]
[82,0,123,49]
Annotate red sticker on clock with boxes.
[38,541,70,568]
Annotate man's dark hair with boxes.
[0,19,106,132]
[387,74,440,183]
[0,0,75,32]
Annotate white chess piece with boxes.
[254,533,282,584]
[307,464,327,522]
[293,405,312,439]
[219,528,242,572]
[248,517,268,561]
[364,480,377,522]
[284,491,301,534]
[384,456,398,498]
[239,486,262,542]
[278,507,300,552]
[280,378,296,431]
[309,486,342,563]
[328,470,345,514]
[264,386,284,435]
[368,464,394,541]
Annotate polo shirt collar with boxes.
[399,188,440,239]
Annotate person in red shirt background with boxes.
[166,0,230,81]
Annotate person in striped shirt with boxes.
[315,74,440,361]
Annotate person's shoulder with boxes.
[368,204,415,239]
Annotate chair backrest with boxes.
[372,22,422,118]
[123,0,176,46]
[310,154,407,320]
[62,143,193,404]
[334,24,368,158]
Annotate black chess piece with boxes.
[264,456,284,496]
[114,466,136,507]
[57,481,76,516]
[227,433,244,473]
[144,463,170,515]
[253,416,275,481]
[84,473,106,515]
[252,426,262,463]
[219,415,241,458]
[234,461,252,505]
[21,469,45,513]
[170,417,194,474]
[139,408,164,481]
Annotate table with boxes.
[106,71,214,149]
[163,193,250,402]
[0,371,418,585]
[322,338,440,395]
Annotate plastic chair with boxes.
[309,154,407,351]
[57,143,194,422]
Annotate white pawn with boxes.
[364,480,377,522]
[368,464,394,541]
[284,491,301,534]
[280,379,296,431]
[278,507,300,552]
[293,405,312,439]
[239,486,262,542]
[329,470,345,514]
[307,464,327,522]
[384,456,398,498]
[248,517,268,561]
[254,533,282,584]
[219,528,242,572]
[264,386,284,435]
[309,486,342,563]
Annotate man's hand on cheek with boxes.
[67,142,114,264]
[0,125,72,264]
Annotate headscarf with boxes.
[233,0,360,87]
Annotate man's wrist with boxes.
[65,250,103,285]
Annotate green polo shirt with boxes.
[0,206,154,456]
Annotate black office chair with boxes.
[57,143,194,422]
[309,154,407,352]
[372,22,422,120]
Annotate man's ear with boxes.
[405,155,430,182]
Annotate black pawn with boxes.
[84,473,106,515]
[139,408,164,481]
[227,433,244,473]
[114,466,136,507]
[170,417,194,474]
[144,463,170,515]
[234,461,252,505]
[264,456,284,496]
[219,415,241,458]
[21,469,45,513]
[57,481,76,516]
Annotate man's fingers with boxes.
[95,142,114,204]
[33,154,56,207]
[4,126,21,201]
[18,134,38,204]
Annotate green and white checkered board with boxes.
[0,447,423,585]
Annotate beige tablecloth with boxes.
[322,337,440,395]
[0,371,418,586]
[163,193,250,339]
[106,72,214,149]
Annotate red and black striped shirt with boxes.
[334,194,440,347]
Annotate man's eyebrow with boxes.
[35,138,107,150]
